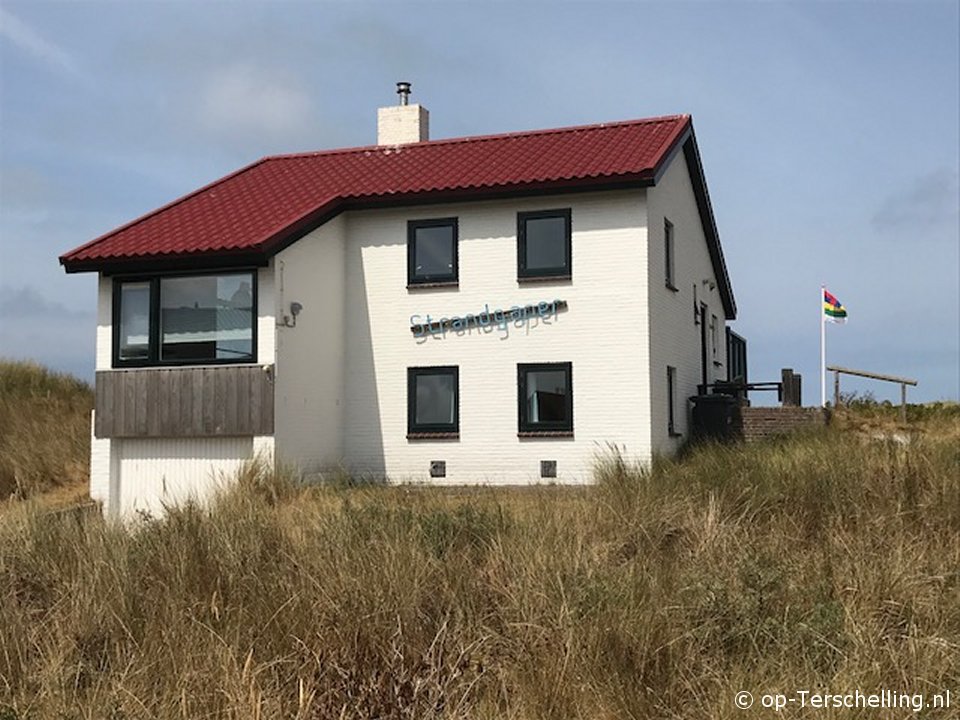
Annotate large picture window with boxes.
[408,218,458,286]
[408,366,459,436]
[113,271,256,367]
[518,362,573,434]
[517,209,571,279]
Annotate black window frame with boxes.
[710,313,720,362]
[111,269,258,368]
[517,362,573,435]
[664,218,677,290]
[407,218,459,287]
[517,208,572,280]
[407,365,460,437]
[667,365,680,437]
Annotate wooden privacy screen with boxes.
[94,365,274,438]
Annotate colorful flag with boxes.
[823,289,847,324]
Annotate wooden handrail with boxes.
[826,365,918,422]
[826,365,917,386]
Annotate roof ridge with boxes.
[264,114,691,162]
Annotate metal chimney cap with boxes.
[396,81,412,105]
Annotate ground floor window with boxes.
[518,362,573,434]
[667,365,679,436]
[114,271,256,367]
[408,366,459,436]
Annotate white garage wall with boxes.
[114,436,270,517]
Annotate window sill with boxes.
[517,274,572,284]
[665,282,679,292]
[407,281,459,290]
[518,430,574,439]
[407,432,459,441]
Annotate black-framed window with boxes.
[113,270,256,367]
[710,314,719,360]
[408,366,459,435]
[408,218,458,286]
[664,218,676,289]
[518,209,571,279]
[667,365,679,436]
[518,362,573,434]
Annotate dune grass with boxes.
[0,360,93,501]
[1,423,958,718]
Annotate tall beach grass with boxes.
[0,360,92,501]
[1,425,957,718]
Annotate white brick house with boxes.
[62,92,739,517]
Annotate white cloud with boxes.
[197,63,314,147]
[0,7,86,81]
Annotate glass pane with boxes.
[160,273,254,362]
[416,373,455,426]
[118,282,150,361]
[525,216,567,271]
[525,369,568,424]
[414,226,454,278]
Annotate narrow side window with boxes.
[664,218,676,289]
[667,365,678,436]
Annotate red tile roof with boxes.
[61,113,736,317]
[61,115,689,263]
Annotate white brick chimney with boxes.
[377,81,429,145]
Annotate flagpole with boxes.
[820,284,826,407]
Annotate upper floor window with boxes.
[664,218,677,290]
[518,362,573,435]
[408,218,458,286]
[518,209,571,279]
[114,271,256,367]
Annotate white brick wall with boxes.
[273,216,346,474]
[646,153,729,454]
[339,189,651,484]
[95,275,112,371]
[377,104,429,145]
[89,410,112,506]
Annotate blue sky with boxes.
[1,0,958,404]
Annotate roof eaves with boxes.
[680,128,737,319]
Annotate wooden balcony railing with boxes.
[94,365,274,438]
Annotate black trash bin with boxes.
[690,394,739,442]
